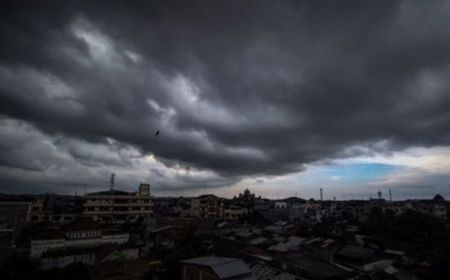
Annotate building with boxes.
[404,194,447,219]
[30,222,130,258]
[282,197,307,209]
[1,194,84,225]
[0,201,32,227]
[264,221,294,234]
[223,204,247,220]
[274,201,288,209]
[40,245,139,270]
[335,245,393,271]
[190,194,224,218]
[277,253,353,280]
[28,198,51,223]
[83,183,153,224]
[237,189,256,202]
[381,202,406,216]
[302,238,338,261]
[90,259,150,280]
[268,236,305,253]
[0,198,54,224]
[181,256,256,280]
[149,225,186,252]
[342,200,371,222]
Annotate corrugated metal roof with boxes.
[181,256,254,279]
[337,245,375,260]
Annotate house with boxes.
[234,230,258,242]
[90,259,150,280]
[181,256,256,280]
[264,221,294,234]
[191,195,224,218]
[335,245,393,271]
[268,236,306,253]
[279,197,307,210]
[302,238,338,261]
[276,253,353,280]
[254,201,271,211]
[149,225,185,251]
[224,205,245,219]
[274,201,288,209]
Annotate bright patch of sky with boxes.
[215,148,450,200]
[317,163,402,184]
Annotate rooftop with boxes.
[432,193,445,202]
[336,245,376,261]
[61,221,105,232]
[284,253,351,279]
[181,256,255,279]
[85,190,132,196]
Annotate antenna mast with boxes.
[110,173,115,191]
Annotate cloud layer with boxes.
[1,1,450,196]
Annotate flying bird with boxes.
[155,130,160,137]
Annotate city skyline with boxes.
[2,1,450,200]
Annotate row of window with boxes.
[85,207,151,211]
[88,199,150,203]
[67,232,100,239]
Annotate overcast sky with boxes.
[1,1,450,199]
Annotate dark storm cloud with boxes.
[1,0,450,192]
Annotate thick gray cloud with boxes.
[1,0,450,194]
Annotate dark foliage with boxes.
[362,208,450,280]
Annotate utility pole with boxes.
[320,188,323,201]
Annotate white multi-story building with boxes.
[83,183,153,224]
